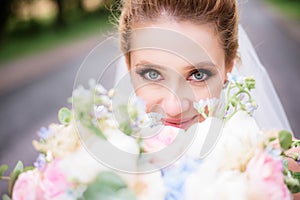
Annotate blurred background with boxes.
[0,0,299,195]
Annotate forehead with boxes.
[129,20,225,69]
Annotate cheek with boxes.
[135,85,162,112]
[192,79,224,101]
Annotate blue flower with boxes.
[37,127,53,140]
[34,153,47,170]
[296,154,300,165]
[161,157,202,200]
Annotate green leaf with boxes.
[285,176,300,193]
[294,172,300,180]
[88,124,106,139]
[83,171,135,200]
[268,137,277,143]
[285,171,300,193]
[58,107,72,125]
[116,188,136,200]
[292,140,300,148]
[23,166,35,172]
[279,130,293,150]
[8,161,24,195]
[245,78,256,90]
[119,120,133,135]
[0,165,8,177]
[2,194,11,200]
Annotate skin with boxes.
[127,19,233,129]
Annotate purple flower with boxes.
[37,127,53,140]
[34,154,47,170]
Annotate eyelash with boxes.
[136,68,212,82]
[187,69,212,82]
[136,68,163,81]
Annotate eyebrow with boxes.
[135,60,217,71]
[184,61,217,70]
[135,61,167,71]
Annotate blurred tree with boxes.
[0,0,13,39]
[54,0,65,27]
[76,0,84,12]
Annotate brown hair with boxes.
[118,0,239,67]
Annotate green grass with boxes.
[265,0,300,21]
[0,11,115,65]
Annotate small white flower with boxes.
[207,98,219,114]
[193,99,206,113]
[108,89,115,98]
[95,84,107,95]
[93,105,108,119]
[88,79,96,89]
[193,98,219,118]
[147,112,163,127]
[99,95,111,107]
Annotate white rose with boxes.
[185,118,212,159]
[207,111,261,171]
[122,172,166,200]
[105,128,140,154]
[185,169,248,200]
[59,146,108,184]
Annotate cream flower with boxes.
[33,122,80,158]
[122,172,166,200]
[207,111,261,171]
[105,127,140,154]
[185,169,248,200]
[58,146,108,184]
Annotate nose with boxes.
[161,92,190,117]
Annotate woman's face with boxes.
[128,20,232,129]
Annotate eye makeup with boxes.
[135,67,164,81]
[187,68,213,82]
[134,61,217,83]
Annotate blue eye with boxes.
[188,70,210,82]
[147,70,160,80]
[140,69,163,81]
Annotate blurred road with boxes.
[239,0,300,136]
[0,0,300,195]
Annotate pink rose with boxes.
[12,169,43,200]
[143,126,178,153]
[246,150,291,200]
[41,160,71,199]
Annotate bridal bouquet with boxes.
[1,74,300,200]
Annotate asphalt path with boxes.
[0,0,300,195]
[239,0,300,136]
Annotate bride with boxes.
[114,0,291,132]
[5,0,299,199]
[110,0,300,197]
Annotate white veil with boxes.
[233,25,292,132]
[114,25,292,133]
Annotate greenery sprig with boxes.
[224,73,257,120]
[268,130,300,193]
[193,73,257,121]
